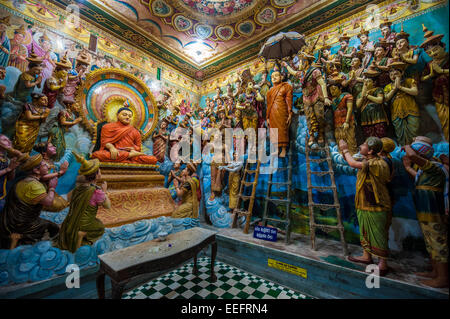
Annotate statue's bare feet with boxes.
[279,147,287,158]
[76,231,87,250]
[347,255,373,265]
[10,233,22,250]
[128,150,146,158]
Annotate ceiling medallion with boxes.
[270,0,296,9]
[150,0,174,18]
[215,25,235,41]
[194,23,213,39]
[166,0,267,25]
[255,6,277,26]
[235,20,256,37]
[172,13,193,32]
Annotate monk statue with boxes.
[91,104,158,164]
[266,70,293,157]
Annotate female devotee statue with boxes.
[0,154,60,249]
[152,118,170,163]
[91,104,158,164]
[14,92,50,153]
[420,25,449,141]
[371,41,391,89]
[357,28,375,69]
[61,51,90,103]
[329,76,357,155]
[240,81,264,132]
[42,53,72,109]
[171,163,199,219]
[379,18,397,57]
[391,24,419,77]
[342,52,365,99]
[58,152,110,253]
[266,70,293,158]
[220,152,243,210]
[339,137,392,277]
[383,61,420,145]
[402,137,448,288]
[8,25,28,73]
[12,49,44,103]
[337,33,356,74]
[48,96,82,161]
[356,68,389,139]
[0,15,10,68]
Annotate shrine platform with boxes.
[96,163,176,227]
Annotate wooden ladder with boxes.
[305,139,348,256]
[232,160,261,234]
[262,141,293,244]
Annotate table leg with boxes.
[192,253,199,276]
[96,269,106,299]
[111,279,127,299]
[210,241,217,282]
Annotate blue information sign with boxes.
[253,225,278,242]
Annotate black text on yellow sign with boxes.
[267,258,307,279]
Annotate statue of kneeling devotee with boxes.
[171,163,199,219]
[58,152,110,253]
[91,104,158,164]
[0,154,61,249]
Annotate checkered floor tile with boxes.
[122,257,311,299]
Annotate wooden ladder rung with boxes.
[309,203,339,210]
[267,198,291,204]
[311,171,333,176]
[268,181,292,186]
[309,158,329,163]
[309,186,336,190]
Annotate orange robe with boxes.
[266,82,293,148]
[91,121,157,164]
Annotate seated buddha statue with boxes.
[91,105,158,165]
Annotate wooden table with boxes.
[96,227,217,299]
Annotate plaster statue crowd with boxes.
[0,14,448,288]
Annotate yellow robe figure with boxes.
[384,78,420,145]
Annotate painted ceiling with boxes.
[47,0,382,79]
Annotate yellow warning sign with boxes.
[268,258,307,279]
